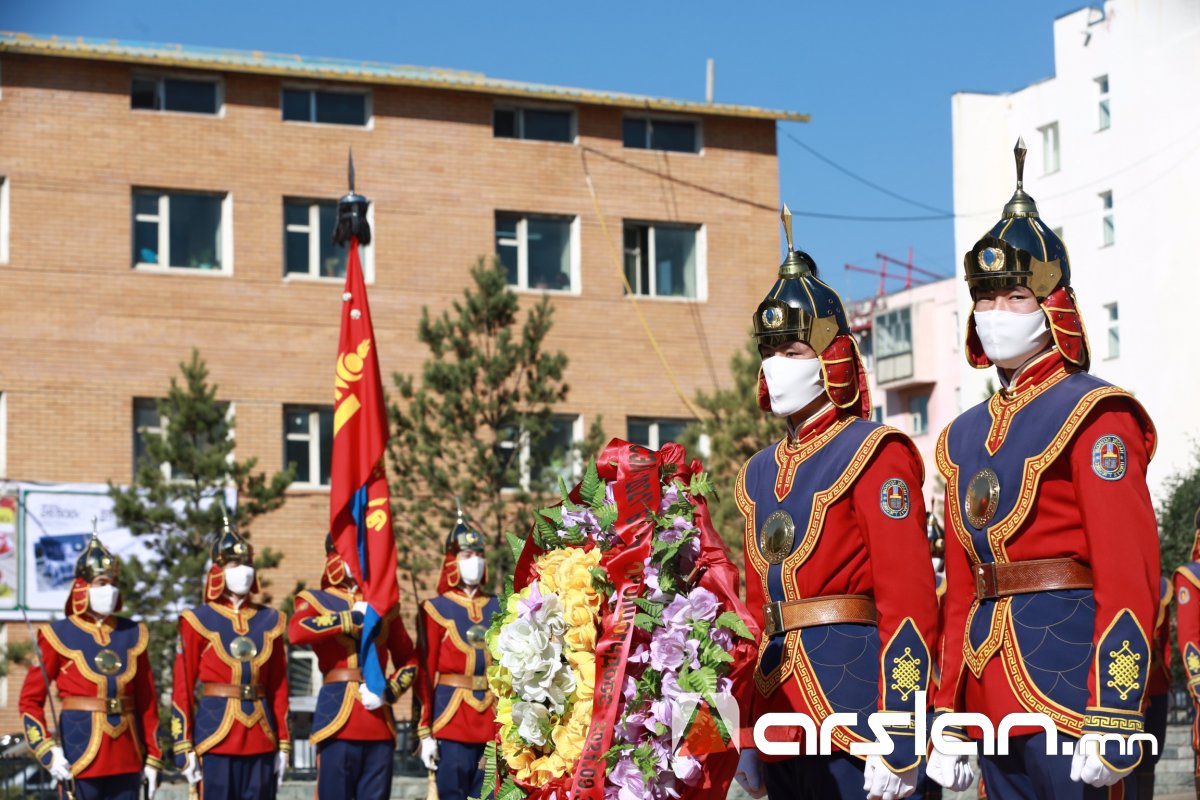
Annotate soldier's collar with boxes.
[70,614,116,642]
[785,401,838,448]
[998,347,1062,396]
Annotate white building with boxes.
[951,0,1200,498]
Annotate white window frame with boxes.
[1100,191,1114,247]
[622,114,704,154]
[1096,75,1110,131]
[283,198,375,283]
[627,417,692,450]
[496,212,581,295]
[134,397,234,481]
[908,394,929,436]
[133,189,233,274]
[283,405,332,489]
[500,415,583,493]
[130,72,224,117]
[1039,122,1060,175]
[622,221,707,302]
[1104,302,1120,360]
[280,84,373,129]
[0,176,8,265]
[493,103,577,144]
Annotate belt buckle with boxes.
[239,685,256,701]
[974,563,998,600]
[763,601,783,637]
[105,697,121,715]
[472,676,488,691]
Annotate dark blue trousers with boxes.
[979,732,1137,799]
[66,773,140,800]
[436,739,486,800]
[202,751,277,800]
[1136,692,1167,774]
[317,739,395,800]
[763,753,927,800]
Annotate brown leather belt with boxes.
[762,594,877,637]
[326,668,363,684]
[437,674,490,691]
[62,696,135,715]
[202,682,265,701]
[973,558,1093,600]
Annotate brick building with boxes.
[0,33,801,737]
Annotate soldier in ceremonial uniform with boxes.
[927,140,1159,798]
[731,208,940,800]
[172,513,291,798]
[20,530,163,800]
[1173,506,1200,798]
[288,534,417,799]
[416,514,499,800]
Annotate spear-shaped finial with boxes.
[778,203,810,278]
[1002,136,1038,218]
[334,147,372,246]
[90,515,99,540]
[219,501,232,534]
[781,204,795,254]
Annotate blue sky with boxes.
[2,0,1089,300]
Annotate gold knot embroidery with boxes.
[1106,640,1143,701]
[890,647,922,702]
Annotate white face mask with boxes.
[224,564,256,596]
[88,585,119,617]
[973,309,1051,367]
[458,554,485,587]
[761,355,826,417]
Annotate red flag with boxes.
[330,237,396,695]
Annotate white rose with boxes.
[522,660,576,714]
[513,701,551,746]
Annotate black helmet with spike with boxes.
[75,516,120,582]
[211,504,253,566]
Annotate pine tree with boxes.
[388,259,570,594]
[108,350,293,721]
[684,340,777,569]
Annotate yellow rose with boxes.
[552,718,585,763]
[562,593,599,629]
[566,648,595,671]
[573,660,596,701]
[564,622,597,654]
[488,665,513,699]
[495,696,514,728]
[535,551,570,593]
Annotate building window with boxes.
[0,176,8,265]
[495,212,578,292]
[908,394,929,436]
[1105,303,1120,359]
[623,116,699,153]
[627,418,690,450]
[875,307,913,383]
[493,106,574,143]
[281,87,369,126]
[623,222,703,299]
[1096,75,1110,131]
[1100,191,1114,246]
[497,415,581,492]
[132,189,229,271]
[871,405,883,424]
[283,198,373,279]
[1039,122,1060,174]
[131,75,220,114]
[133,398,177,480]
[284,406,333,487]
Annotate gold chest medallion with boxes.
[964,468,1001,529]
[93,648,123,676]
[759,510,796,564]
[229,635,258,662]
[466,624,488,649]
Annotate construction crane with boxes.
[844,249,948,297]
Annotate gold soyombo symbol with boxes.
[334,339,372,435]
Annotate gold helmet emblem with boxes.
[211,504,253,566]
[75,516,120,583]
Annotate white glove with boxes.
[352,601,369,615]
[733,748,766,798]
[1069,741,1127,788]
[358,682,384,711]
[47,746,72,783]
[862,755,917,800]
[420,737,439,770]
[926,749,973,792]
[275,750,288,790]
[181,751,201,785]
[143,766,159,800]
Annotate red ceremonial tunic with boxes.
[936,351,1159,739]
[171,597,291,758]
[416,588,498,744]
[20,615,163,778]
[736,404,940,772]
[288,585,417,743]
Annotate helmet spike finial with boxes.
[348,147,356,193]
[1003,136,1038,218]
[778,204,810,279]
[781,204,795,255]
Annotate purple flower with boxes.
[663,587,720,629]
[684,638,701,669]
[659,483,680,513]
[661,672,684,702]
[710,626,733,651]
[716,676,734,697]
[677,537,701,576]
[648,696,673,737]
[644,565,666,602]
[628,643,650,665]
[561,505,599,531]
[649,627,687,671]
[609,757,644,800]
[672,755,702,785]
[516,583,545,621]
